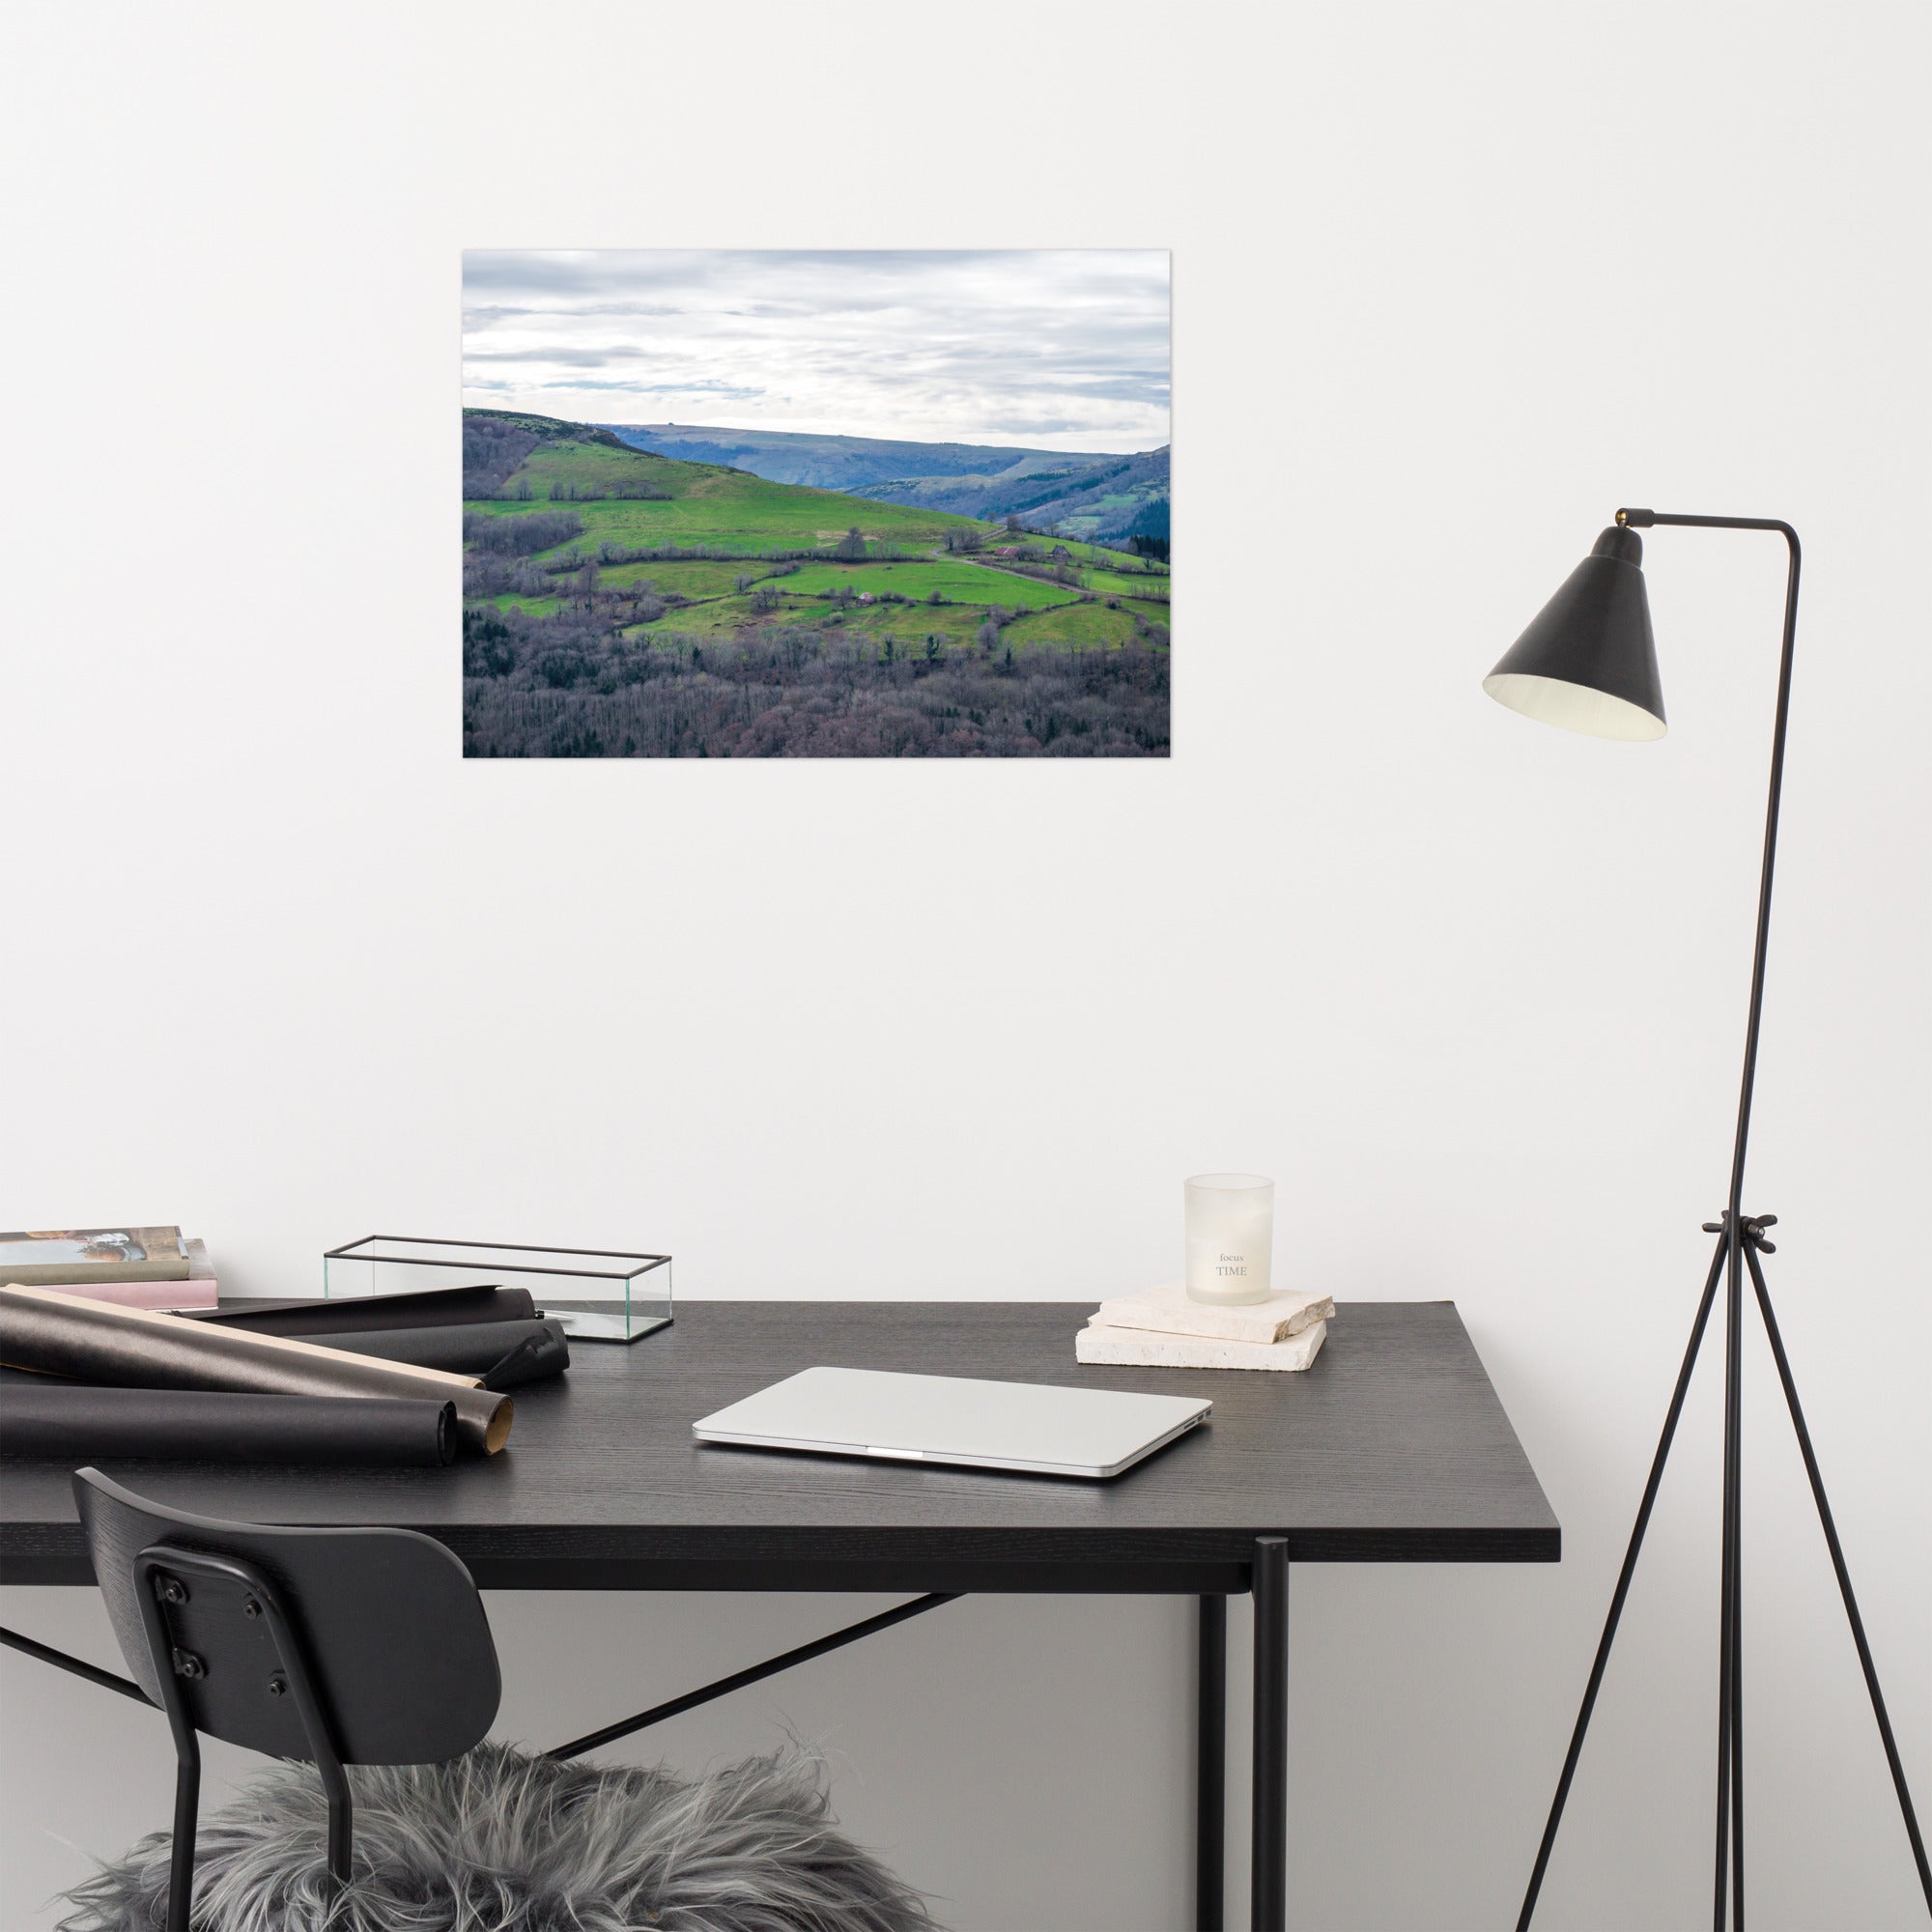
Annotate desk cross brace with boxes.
[544,1590,962,1760]
[0,1623,152,1703]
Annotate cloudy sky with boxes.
[462,250,1169,452]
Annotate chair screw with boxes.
[267,1672,288,1697]
[156,1577,188,1605]
[171,1648,205,1680]
[242,1598,262,1619]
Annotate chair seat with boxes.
[59,1741,935,1932]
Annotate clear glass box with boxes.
[323,1237,671,1343]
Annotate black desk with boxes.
[0,1300,1558,1929]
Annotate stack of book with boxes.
[1075,1279,1333,1371]
[0,1227,216,1310]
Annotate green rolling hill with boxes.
[465,409,988,554]
[463,409,1170,644]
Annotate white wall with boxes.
[3,4,1927,1925]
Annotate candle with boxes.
[1184,1174,1275,1305]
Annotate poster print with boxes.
[463,250,1170,757]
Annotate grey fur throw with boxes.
[58,1741,937,1932]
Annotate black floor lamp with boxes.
[1484,510,1931,1930]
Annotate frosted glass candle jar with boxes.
[1184,1173,1275,1305]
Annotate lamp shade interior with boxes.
[1485,526,1666,741]
[1482,670,1668,741]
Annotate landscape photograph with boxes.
[462,249,1170,757]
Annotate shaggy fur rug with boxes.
[58,1742,938,1932]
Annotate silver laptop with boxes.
[692,1366,1211,1480]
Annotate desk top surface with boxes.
[0,1301,1558,1591]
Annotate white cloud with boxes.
[460,250,1170,453]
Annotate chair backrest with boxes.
[74,1468,500,1766]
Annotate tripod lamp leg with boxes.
[1714,1231,1747,1930]
[1518,1231,1731,1931]
[1745,1243,1932,1914]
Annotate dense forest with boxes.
[464,624,1168,757]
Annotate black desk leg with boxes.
[1252,1537,1290,1932]
[1197,1594,1227,1931]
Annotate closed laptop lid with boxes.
[693,1366,1210,1478]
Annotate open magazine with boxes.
[0,1228,189,1285]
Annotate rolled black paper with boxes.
[186,1284,538,1335]
[0,1385,456,1466]
[307,1318,568,1385]
[0,1286,513,1456]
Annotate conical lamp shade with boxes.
[1484,526,1666,741]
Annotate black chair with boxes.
[73,1466,501,1932]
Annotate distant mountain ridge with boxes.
[853,445,1170,545]
[599,421,1168,546]
[596,421,1121,492]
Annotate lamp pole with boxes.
[1508,513,1930,1930]
[1616,510,1803,1228]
